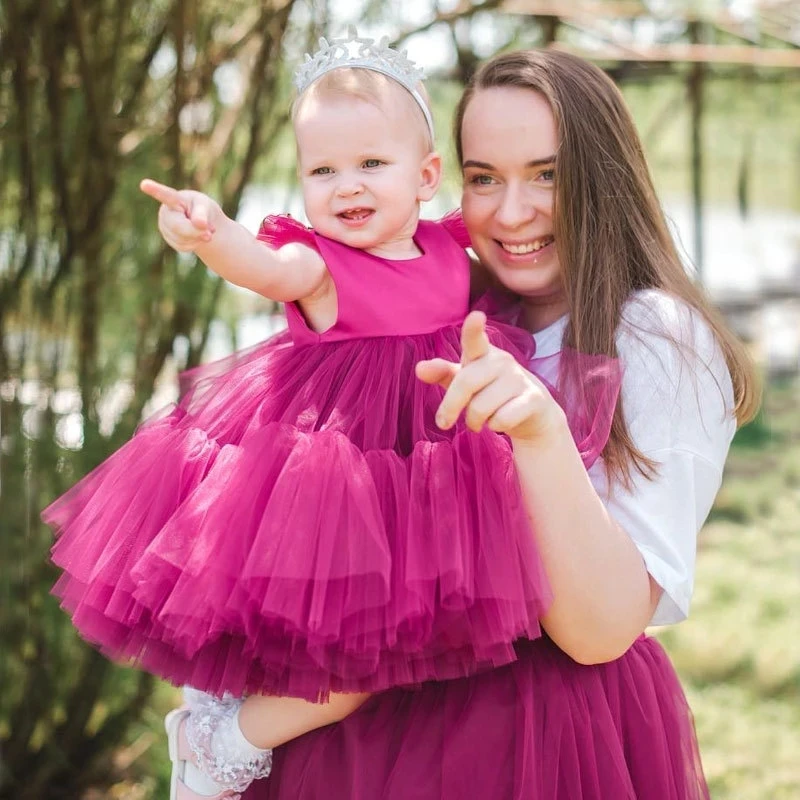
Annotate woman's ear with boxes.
[417,151,443,201]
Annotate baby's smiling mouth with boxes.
[338,208,374,221]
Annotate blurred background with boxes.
[1,1,799,797]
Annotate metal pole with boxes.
[688,20,705,280]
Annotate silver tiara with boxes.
[293,27,435,139]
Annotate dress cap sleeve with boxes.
[256,214,318,251]
[438,209,472,249]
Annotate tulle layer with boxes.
[252,635,709,800]
[45,321,621,699]
[46,324,545,698]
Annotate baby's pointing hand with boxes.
[140,179,222,253]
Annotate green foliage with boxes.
[621,73,800,211]
[729,405,775,451]
[0,0,303,796]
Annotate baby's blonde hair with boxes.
[292,68,434,153]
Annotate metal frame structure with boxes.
[500,0,800,280]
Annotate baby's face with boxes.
[294,92,436,256]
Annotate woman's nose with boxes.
[495,185,536,229]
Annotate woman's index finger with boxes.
[460,311,491,364]
[139,179,186,212]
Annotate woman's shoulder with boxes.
[620,288,701,334]
[617,288,720,370]
[615,289,735,437]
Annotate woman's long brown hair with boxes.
[455,49,761,486]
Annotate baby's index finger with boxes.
[460,311,491,364]
[139,179,185,211]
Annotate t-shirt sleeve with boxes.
[587,291,737,626]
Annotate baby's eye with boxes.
[363,159,384,169]
[311,166,333,175]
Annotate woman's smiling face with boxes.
[460,86,568,330]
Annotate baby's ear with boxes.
[418,151,442,201]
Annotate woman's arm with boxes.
[511,422,661,663]
[417,311,661,664]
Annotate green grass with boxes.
[654,380,800,799]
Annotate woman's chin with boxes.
[490,267,561,301]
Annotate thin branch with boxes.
[222,0,297,214]
[128,245,169,428]
[67,0,108,158]
[0,2,42,311]
[53,648,112,753]
[75,672,157,791]
[392,0,507,50]
[186,275,224,368]
[118,20,169,122]
[171,0,187,187]
[106,0,135,103]
[41,3,76,288]
[190,10,274,102]
[3,628,53,767]
[44,179,116,301]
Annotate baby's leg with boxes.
[172,688,370,796]
[237,691,371,749]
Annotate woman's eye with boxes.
[539,169,555,182]
[468,174,495,186]
[363,159,383,169]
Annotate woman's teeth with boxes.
[500,237,554,254]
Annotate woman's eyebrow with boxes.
[462,156,556,170]
[462,160,494,170]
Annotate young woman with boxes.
[247,48,759,800]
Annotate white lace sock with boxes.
[184,690,273,793]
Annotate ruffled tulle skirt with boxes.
[44,319,613,700]
[251,635,709,800]
[45,316,620,700]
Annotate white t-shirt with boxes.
[531,289,737,626]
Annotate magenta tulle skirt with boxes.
[44,317,620,701]
[247,635,708,800]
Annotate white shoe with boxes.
[165,707,241,800]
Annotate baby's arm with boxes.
[140,179,327,303]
